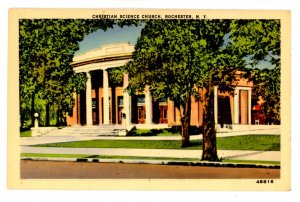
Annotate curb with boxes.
[21,157,280,169]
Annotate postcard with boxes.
[7,8,290,191]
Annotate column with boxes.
[77,93,80,124]
[214,86,218,124]
[145,86,153,125]
[123,73,132,127]
[167,99,174,125]
[248,89,252,125]
[103,69,110,124]
[72,92,78,125]
[234,88,239,124]
[86,71,93,125]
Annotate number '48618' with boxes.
[256,180,274,184]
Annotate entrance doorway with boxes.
[137,106,146,124]
[159,105,168,123]
[218,96,232,127]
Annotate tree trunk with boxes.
[30,93,35,127]
[180,93,191,147]
[56,106,60,126]
[181,116,190,147]
[202,85,218,161]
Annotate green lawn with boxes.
[221,159,280,166]
[216,135,280,151]
[33,135,280,151]
[129,127,201,136]
[129,128,181,136]
[21,153,200,162]
[21,153,280,165]
[34,139,201,150]
[20,130,32,137]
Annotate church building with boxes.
[66,42,254,131]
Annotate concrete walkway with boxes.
[20,136,197,146]
[21,146,280,162]
[21,128,280,146]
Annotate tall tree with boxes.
[19,19,116,127]
[126,19,280,161]
[126,20,231,153]
[229,20,281,124]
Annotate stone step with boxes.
[45,125,130,137]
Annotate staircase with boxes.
[45,125,133,137]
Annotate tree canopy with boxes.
[19,19,116,127]
[125,19,233,153]
[126,19,280,160]
[229,20,281,124]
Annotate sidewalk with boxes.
[21,128,280,146]
[21,146,280,162]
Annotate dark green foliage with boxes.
[125,19,232,150]
[108,67,125,86]
[229,20,281,123]
[125,19,280,160]
[250,68,280,123]
[19,19,115,127]
[20,130,32,137]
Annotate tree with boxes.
[126,20,231,154]
[19,19,116,127]
[126,19,280,161]
[229,20,281,124]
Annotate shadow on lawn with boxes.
[128,126,203,137]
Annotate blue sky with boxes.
[76,24,275,69]
[75,25,143,55]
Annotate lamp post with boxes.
[34,112,39,128]
[122,112,126,130]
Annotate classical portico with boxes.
[69,42,156,128]
[214,86,252,127]
[66,42,254,132]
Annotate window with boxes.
[163,109,167,119]
[137,96,145,104]
[118,96,123,107]
[92,99,97,109]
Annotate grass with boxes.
[221,159,280,166]
[129,129,180,136]
[128,126,202,136]
[34,139,201,150]
[21,153,280,165]
[216,135,280,151]
[20,130,32,137]
[21,153,200,162]
[33,135,280,151]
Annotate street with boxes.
[21,160,280,179]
